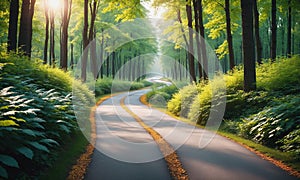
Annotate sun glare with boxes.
[48,0,60,10]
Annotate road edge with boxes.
[139,94,300,178]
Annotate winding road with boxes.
[85,89,297,180]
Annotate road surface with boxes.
[85,89,297,180]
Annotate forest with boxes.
[0,0,300,179]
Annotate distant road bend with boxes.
[85,89,297,180]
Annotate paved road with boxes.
[85,90,297,180]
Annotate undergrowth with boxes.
[0,53,93,179]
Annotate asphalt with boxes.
[85,90,298,180]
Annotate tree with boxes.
[198,0,208,79]
[253,0,262,64]
[241,0,256,92]
[49,3,55,66]
[186,0,196,83]
[60,0,72,71]
[287,0,292,57]
[81,0,99,82]
[18,0,36,57]
[270,0,277,61]
[7,0,19,52]
[43,0,49,64]
[225,0,235,70]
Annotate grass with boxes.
[39,131,89,180]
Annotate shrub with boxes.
[94,78,146,96]
[239,95,300,156]
[0,54,93,179]
[167,84,198,117]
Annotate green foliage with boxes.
[94,78,148,96]
[167,56,300,161]
[167,84,199,117]
[240,95,300,158]
[0,54,93,179]
[146,85,179,108]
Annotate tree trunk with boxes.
[270,0,277,61]
[8,0,19,52]
[28,0,35,58]
[193,0,203,80]
[43,0,49,64]
[287,0,292,57]
[100,28,104,79]
[241,0,256,92]
[81,0,89,82]
[60,0,72,71]
[18,0,30,56]
[186,0,196,83]
[70,43,74,69]
[49,8,55,67]
[198,0,208,79]
[254,0,262,64]
[225,0,235,70]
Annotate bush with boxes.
[0,54,93,179]
[167,84,198,117]
[239,95,300,157]
[94,78,146,96]
[146,85,179,105]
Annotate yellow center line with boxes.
[120,95,189,180]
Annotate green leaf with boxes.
[59,124,71,133]
[17,147,34,159]
[0,120,19,127]
[28,142,49,153]
[0,165,8,179]
[40,139,59,146]
[0,155,19,168]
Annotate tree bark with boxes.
[81,0,89,82]
[198,0,208,79]
[60,0,72,71]
[43,0,49,64]
[18,0,30,56]
[254,0,262,64]
[287,0,292,57]
[270,0,277,61]
[241,0,256,92]
[70,43,74,69]
[193,0,203,80]
[8,0,19,52]
[49,8,55,67]
[225,0,235,70]
[186,0,196,83]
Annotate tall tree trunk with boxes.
[18,0,30,56]
[270,0,277,61]
[287,0,292,57]
[198,0,208,79]
[100,28,104,79]
[49,8,55,67]
[70,43,74,69]
[254,0,262,64]
[60,0,72,71]
[81,0,89,82]
[43,0,49,64]
[8,0,19,52]
[225,0,235,70]
[193,0,203,80]
[28,0,35,57]
[186,0,196,83]
[241,0,256,92]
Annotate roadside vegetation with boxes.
[0,53,93,179]
[146,56,300,171]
